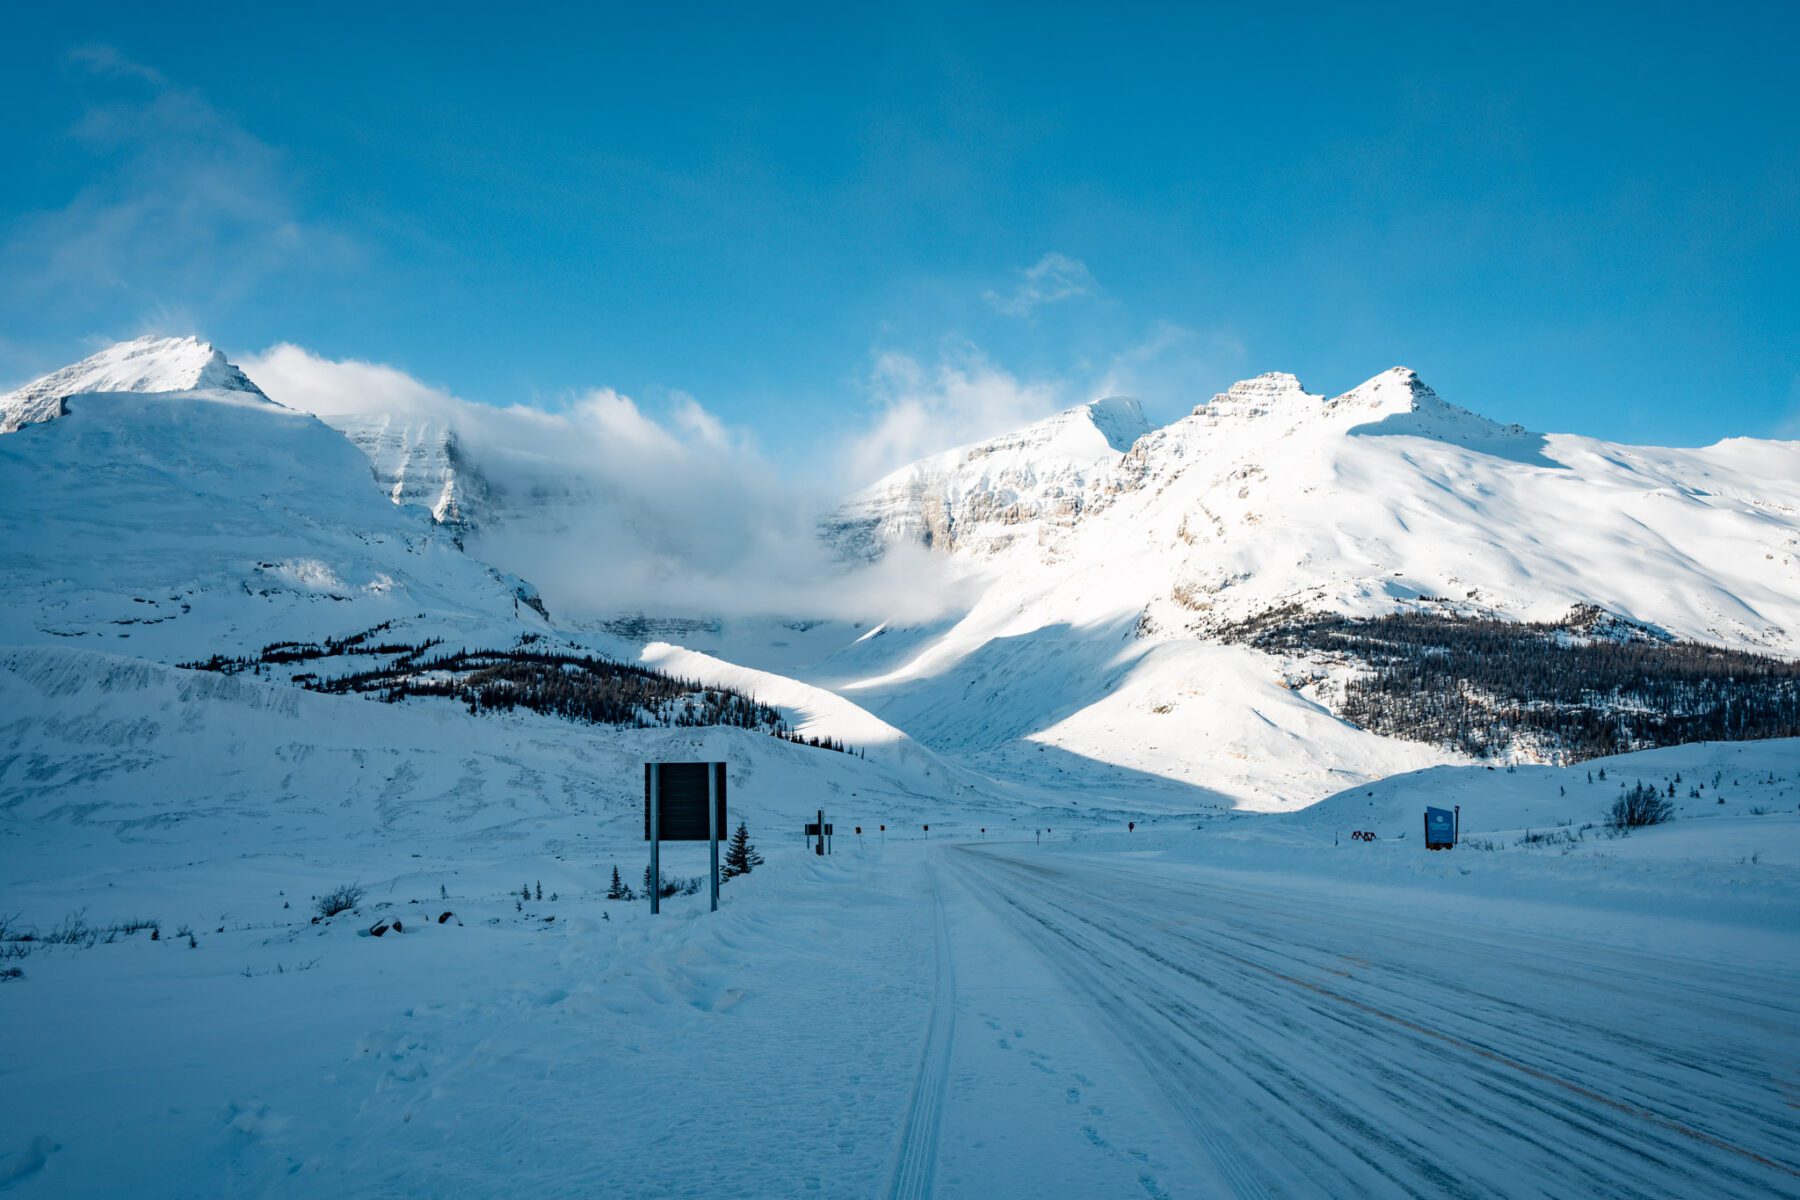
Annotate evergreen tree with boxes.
[535,880,543,901]
[722,820,763,879]
[607,865,631,900]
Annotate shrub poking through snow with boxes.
[315,883,364,918]
[1608,781,1675,831]
[642,867,700,899]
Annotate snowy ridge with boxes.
[0,335,272,433]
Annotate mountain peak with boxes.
[1330,366,1439,413]
[1,336,270,434]
[1194,371,1321,420]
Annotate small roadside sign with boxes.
[1424,806,1458,850]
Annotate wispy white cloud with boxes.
[844,343,1070,483]
[2,47,352,324]
[1092,321,1249,405]
[983,252,1097,317]
[243,344,971,623]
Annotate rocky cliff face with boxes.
[322,413,491,538]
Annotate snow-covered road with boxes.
[933,843,1800,1199]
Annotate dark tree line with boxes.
[1227,606,1800,761]
[307,647,783,731]
[772,728,859,755]
[182,624,867,751]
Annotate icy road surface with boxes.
[928,843,1800,1199]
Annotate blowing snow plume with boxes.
[242,344,972,625]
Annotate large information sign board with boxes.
[642,762,727,915]
[644,762,727,841]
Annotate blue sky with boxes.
[2,2,1796,471]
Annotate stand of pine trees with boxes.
[1228,606,1800,761]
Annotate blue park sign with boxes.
[1425,806,1457,849]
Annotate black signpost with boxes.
[643,762,727,915]
[804,809,833,855]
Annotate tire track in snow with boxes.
[948,845,1799,1198]
[887,850,956,1200]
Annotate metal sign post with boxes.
[649,765,660,915]
[707,764,719,912]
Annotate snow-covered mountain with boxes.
[0,335,271,433]
[808,367,1800,807]
[5,337,1794,811]
[0,335,965,803]
[832,367,1800,652]
[0,338,542,661]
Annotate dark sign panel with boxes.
[644,762,727,841]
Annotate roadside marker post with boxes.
[804,810,833,855]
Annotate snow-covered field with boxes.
[4,669,1796,1197]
